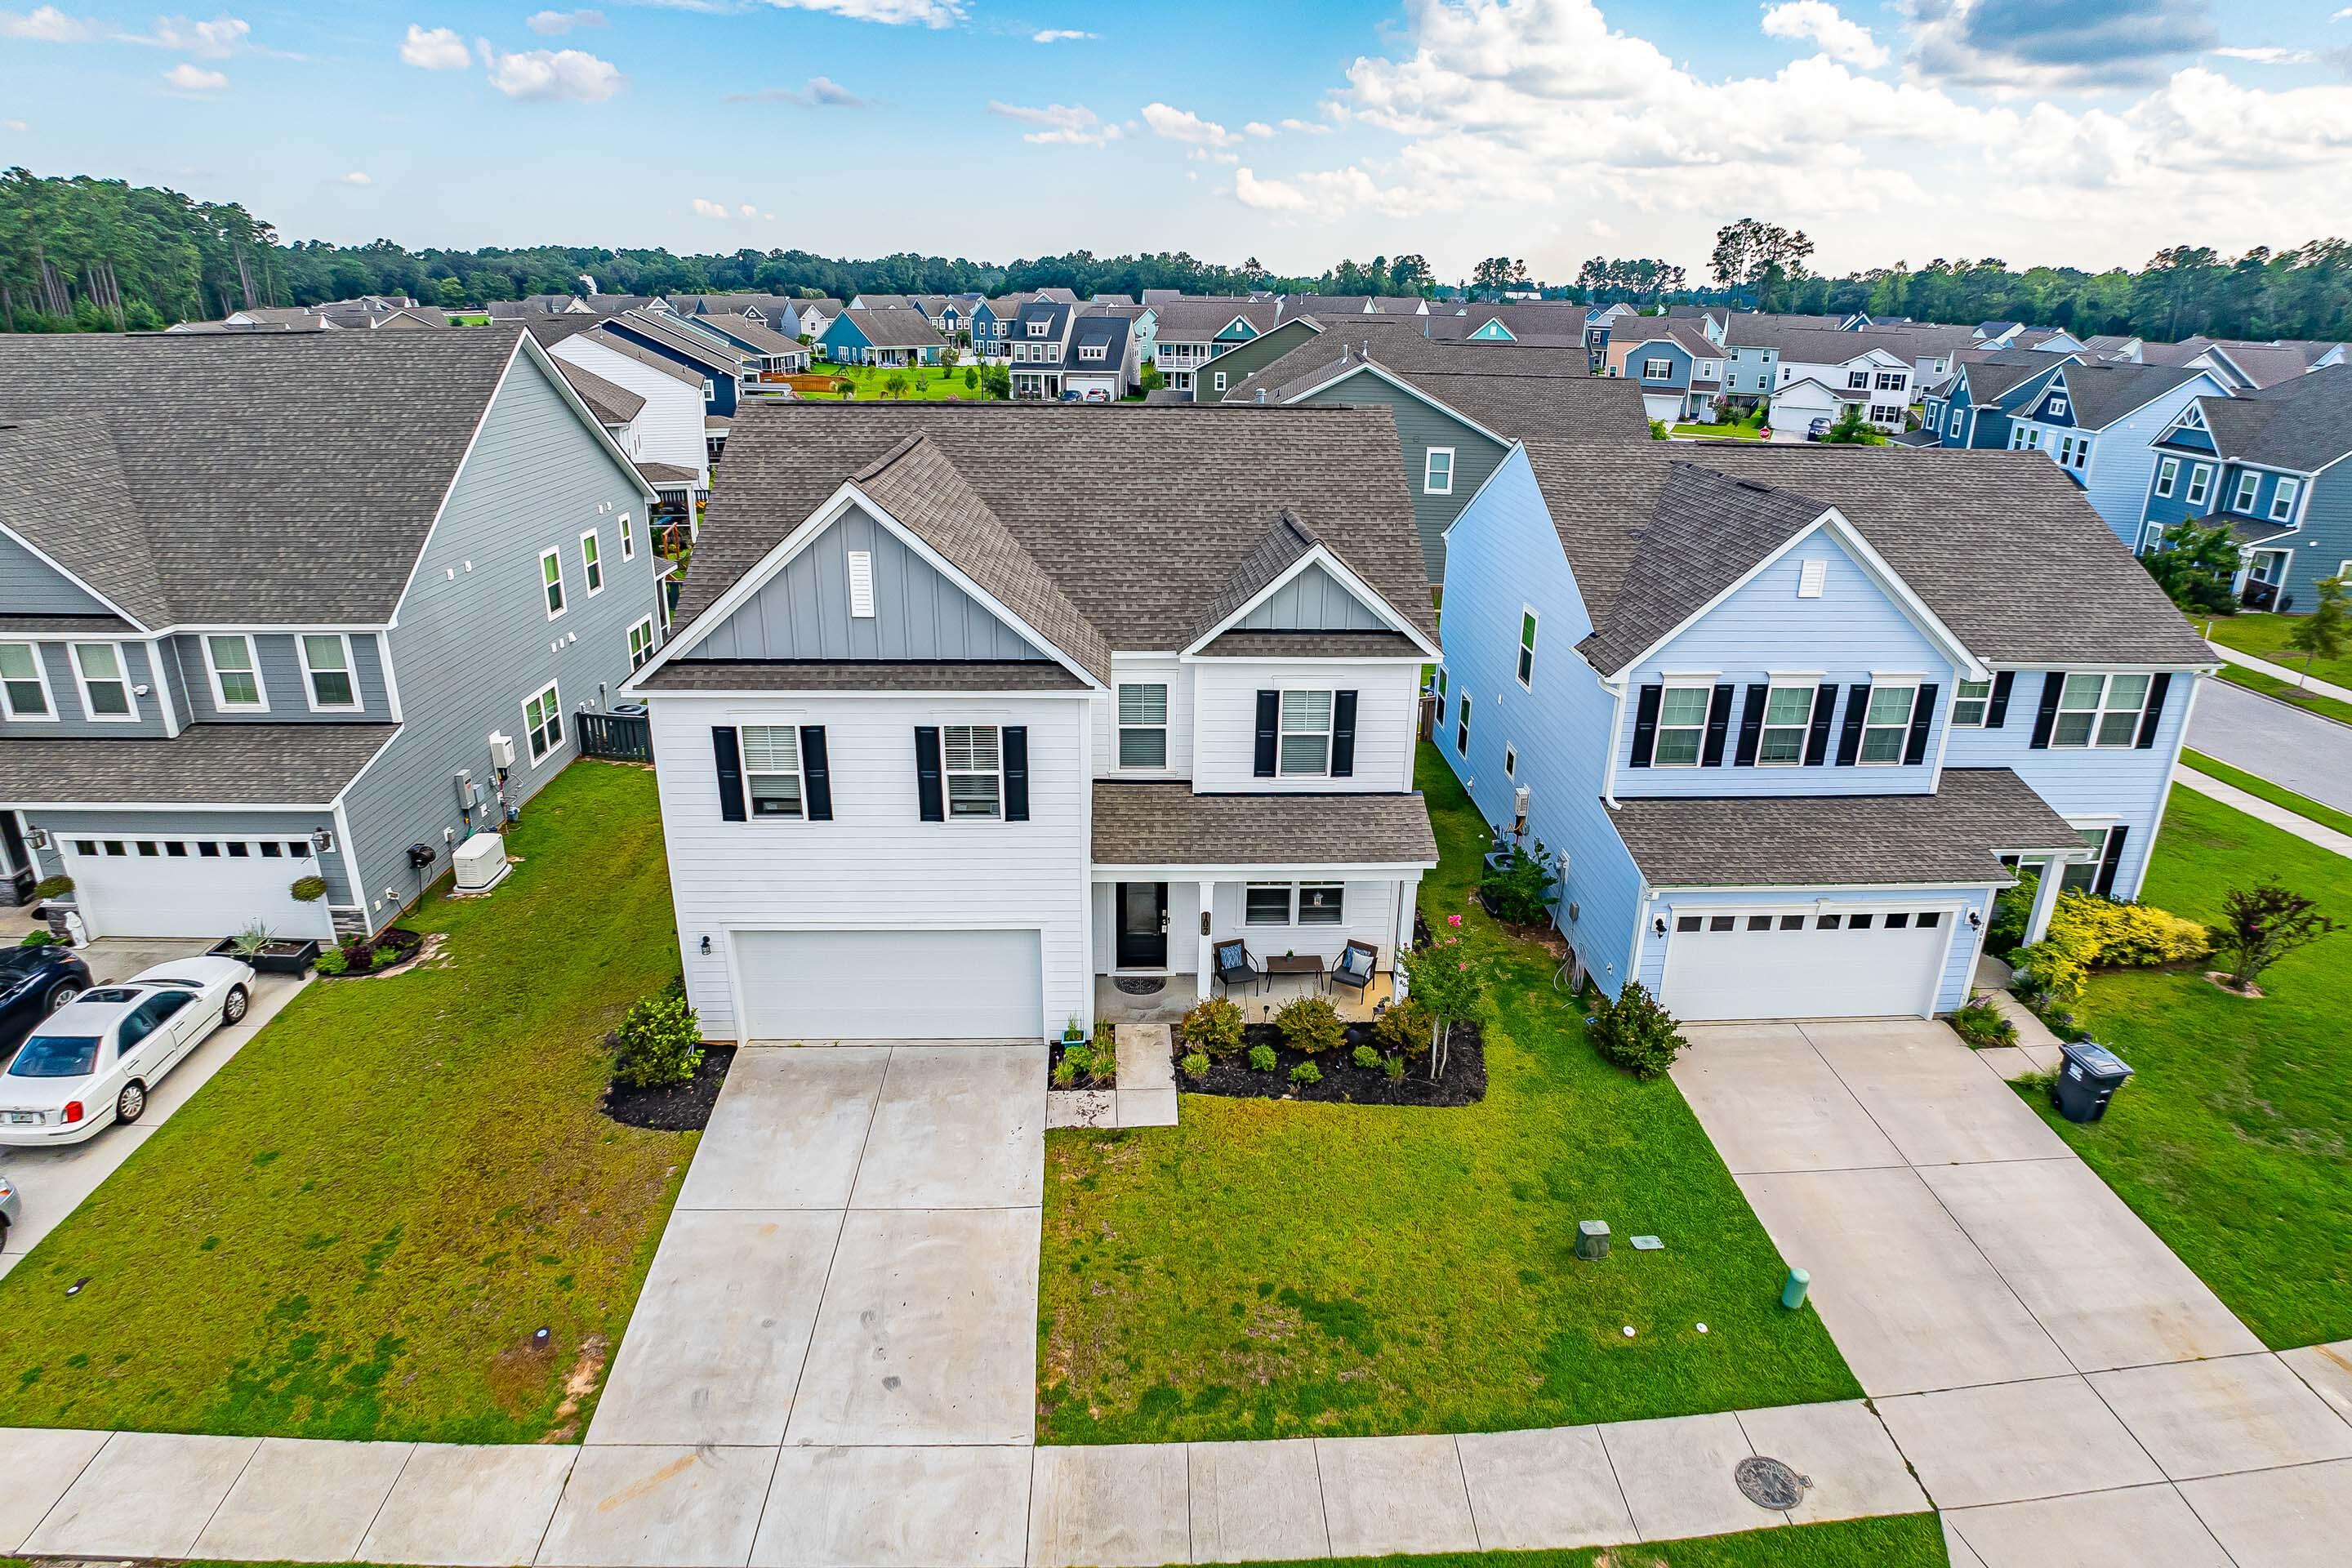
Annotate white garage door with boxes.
[1659,906,1955,1022]
[1642,393,1683,424]
[62,833,336,942]
[733,928,1043,1040]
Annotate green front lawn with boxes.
[2028,786,2352,1348]
[798,360,997,400]
[2180,749,2352,839]
[1232,1515,1948,1568]
[2205,611,2352,690]
[0,762,694,1443]
[2214,663,2352,727]
[1036,745,1857,1445]
[1670,422,1766,440]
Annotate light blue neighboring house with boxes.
[2000,362,2230,546]
[1432,442,2211,1022]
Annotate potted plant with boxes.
[1062,1013,1085,1044]
[206,906,322,977]
[31,875,74,941]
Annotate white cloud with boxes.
[728,74,870,105]
[3,118,27,131]
[484,45,622,101]
[526,8,605,34]
[399,23,470,69]
[124,14,251,56]
[1233,164,1425,220]
[1142,101,1239,146]
[738,202,756,216]
[1587,217,1619,238]
[1760,1,1886,70]
[340,169,372,184]
[755,0,962,28]
[988,99,1123,144]
[1278,116,1332,134]
[163,60,226,88]
[1,7,91,41]
[2213,46,2315,65]
[690,197,728,217]
[1031,27,1093,42]
[1243,120,1274,136]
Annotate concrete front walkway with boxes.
[1676,1018,2352,1567]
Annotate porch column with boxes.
[2024,856,2067,945]
[1196,878,1214,999]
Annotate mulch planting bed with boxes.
[1177,1019,1486,1107]
[314,926,425,978]
[1049,1037,1116,1089]
[603,1044,734,1131]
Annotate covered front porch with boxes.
[1094,962,1403,1029]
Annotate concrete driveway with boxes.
[1676,1019,2352,1566]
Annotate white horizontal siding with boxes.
[551,336,709,490]
[1094,656,1193,779]
[1190,659,1419,793]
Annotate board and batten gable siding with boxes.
[1432,446,1647,997]
[1630,883,1995,1015]
[1094,656,1191,779]
[0,529,114,616]
[0,639,171,738]
[688,504,1046,663]
[648,688,1092,1041]
[344,345,661,929]
[2075,374,2230,547]
[1612,530,1958,798]
[1236,562,1392,631]
[1295,376,1503,584]
[1190,657,1419,793]
[28,806,353,904]
[164,631,392,724]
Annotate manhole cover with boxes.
[1113,976,1166,995]
[1734,1455,1808,1509]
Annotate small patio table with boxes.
[1263,953,1326,994]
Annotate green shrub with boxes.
[1050,1054,1080,1088]
[1383,1052,1406,1083]
[1180,995,1245,1058]
[1247,1043,1277,1072]
[1949,995,2017,1050]
[371,945,400,969]
[288,875,327,903]
[1351,1044,1382,1070]
[1374,997,1435,1058]
[610,989,705,1089]
[1179,1049,1210,1081]
[1479,841,1557,924]
[1290,1060,1322,1085]
[339,938,377,972]
[314,949,348,975]
[1274,995,1345,1055]
[1988,868,2038,957]
[17,929,58,947]
[2015,890,2212,1005]
[1059,1043,1114,1088]
[31,875,72,901]
[1588,980,1686,1079]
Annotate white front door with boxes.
[1658,905,1958,1022]
[62,833,336,941]
[732,928,1044,1040]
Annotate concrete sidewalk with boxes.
[2176,764,2352,860]
[2207,639,2352,706]
[1677,1018,2352,1567]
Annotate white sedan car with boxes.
[0,956,253,1146]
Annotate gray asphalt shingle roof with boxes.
[1092,782,1437,868]
[0,723,399,805]
[2189,365,2352,471]
[554,358,647,425]
[2038,362,2207,430]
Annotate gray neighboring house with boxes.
[0,329,664,939]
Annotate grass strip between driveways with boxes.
[2180,749,2352,840]
[0,761,694,1444]
[2023,784,2352,1349]
[1036,743,1858,1445]
[2203,611,2352,692]
[2213,662,2352,728]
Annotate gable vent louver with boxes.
[1797,559,1828,599]
[846,550,876,618]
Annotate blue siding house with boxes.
[1435,443,2211,1022]
[1917,353,2078,450]
[2000,363,2228,547]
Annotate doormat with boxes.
[1114,976,1166,995]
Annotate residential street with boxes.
[2186,677,2352,815]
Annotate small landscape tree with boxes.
[2212,880,2337,990]
[2286,573,2349,674]
[884,371,911,399]
[2140,518,2241,617]
[1396,915,1483,1080]
[1138,360,1165,394]
[1820,403,1880,444]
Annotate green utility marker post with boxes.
[1780,1267,1811,1310]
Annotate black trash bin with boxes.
[2053,1040,2133,1123]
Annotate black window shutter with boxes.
[712,727,745,822]
[800,725,832,821]
[1985,670,2016,728]
[1629,684,1663,768]
[1804,683,1837,766]
[2029,671,2065,750]
[1904,684,1939,766]
[1700,683,1735,766]
[2094,825,2129,897]
[1254,690,1279,777]
[2134,672,2172,748]
[914,726,943,822]
[1002,726,1029,821]
[1330,691,1357,777]
[1733,684,1767,766]
[1835,683,1871,766]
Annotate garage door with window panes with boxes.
[60,834,336,940]
[1658,905,1954,1022]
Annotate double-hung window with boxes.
[627,617,657,670]
[2154,456,2180,497]
[2272,477,2301,521]
[581,529,604,595]
[0,642,51,719]
[1947,405,1963,437]
[300,634,359,710]
[1652,684,1711,766]
[2051,672,2149,748]
[1875,371,1904,390]
[1245,884,1292,924]
[2233,470,2260,513]
[1516,610,1537,688]
[943,724,1002,818]
[1117,683,1168,768]
[2185,463,2213,507]
[1244,883,1345,926]
[1423,447,1455,495]
[204,634,265,710]
[1297,883,1343,924]
[619,512,637,561]
[70,642,132,719]
[739,724,806,817]
[1642,358,1673,381]
[1858,684,1917,764]
[541,548,567,618]
[523,680,564,762]
[1846,369,1871,390]
[1951,678,1993,728]
[2060,826,2112,893]
[1278,690,1333,777]
[1455,693,1472,756]
[1756,685,1813,764]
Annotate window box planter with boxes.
[207,936,321,976]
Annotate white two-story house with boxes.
[627,403,1441,1043]
[1434,442,2213,1022]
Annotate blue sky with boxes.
[6,0,2350,281]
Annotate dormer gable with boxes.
[1183,510,1437,659]
[2025,370,2076,427]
